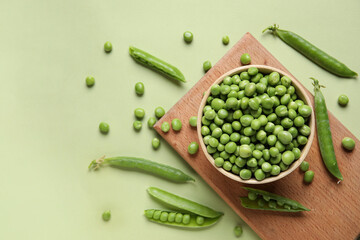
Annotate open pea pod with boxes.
[240,187,310,212]
[144,209,221,229]
[147,187,223,218]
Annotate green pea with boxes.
[188,116,197,127]
[211,98,225,111]
[183,31,193,43]
[342,137,355,151]
[135,82,145,95]
[231,75,240,84]
[175,213,183,223]
[104,41,112,52]
[256,130,267,141]
[275,141,286,152]
[210,84,221,96]
[248,192,257,200]
[338,94,349,106]
[222,123,233,135]
[168,212,176,222]
[261,162,272,173]
[294,116,305,127]
[161,122,170,133]
[152,138,160,149]
[209,137,219,148]
[262,149,270,161]
[280,76,292,87]
[239,53,251,65]
[243,127,255,136]
[288,109,297,120]
[300,161,309,172]
[99,122,110,134]
[102,210,111,221]
[280,94,291,105]
[155,107,165,118]
[267,87,276,97]
[232,121,241,131]
[226,97,238,109]
[225,142,237,154]
[223,161,233,171]
[207,145,217,154]
[85,75,95,87]
[277,131,293,145]
[220,35,230,45]
[201,116,211,126]
[271,165,281,175]
[240,169,252,179]
[267,135,277,146]
[214,115,224,126]
[267,113,277,122]
[292,147,301,159]
[217,143,225,152]
[281,118,293,129]
[275,105,288,117]
[230,132,241,142]
[240,115,254,127]
[268,72,280,86]
[304,170,314,183]
[275,85,287,96]
[246,158,257,168]
[299,125,311,136]
[223,76,232,85]
[248,67,258,76]
[133,120,142,131]
[204,109,216,120]
[148,117,157,128]
[220,134,230,144]
[298,105,312,117]
[196,216,205,225]
[240,72,250,80]
[297,135,308,145]
[268,200,277,209]
[245,83,256,97]
[203,60,212,72]
[134,108,145,119]
[282,151,295,165]
[264,122,275,133]
[254,169,265,181]
[234,225,243,237]
[258,199,266,207]
[214,157,225,167]
[182,214,190,224]
[160,211,169,222]
[269,147,279,157]
[153,210,162,220]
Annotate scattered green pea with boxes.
[152,138,160,149]
[300,161,309,172]
[104,41,112,53]
[342,137,355,151]
[183,31,193,43]
[85,75,95,87]
[102,210,111,221]
[148,117,157,128]
[161,121,170,133]
[188,142,199,155]
[134,108,145,119]
[240,53,251,65]
[337,94,349,106]
[304,170,314,183]
[222,35,230,45]
[155,107,166,118]
[234,225,243,237]
[133,120,142,131]
[171,118,182,131]
[99,122,109,134]
[203,60,212,72]
[189,116,197,127]
[135,82,145,95]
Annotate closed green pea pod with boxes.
[263,25,357,78]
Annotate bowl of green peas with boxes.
[197,65,315,184]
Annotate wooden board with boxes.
[153,33,360,240]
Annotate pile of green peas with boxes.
[201,67,312,181]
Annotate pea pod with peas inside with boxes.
[144,209,221,228]
[311,78,343,181]
[263,24,357,78]
[147,187,223,218]
[88,156,194,183]
[240,187,310,212]
[129,46,186,83]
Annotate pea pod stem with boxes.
[311,78,343,181]
[129,46,186,83]
[263,24,358,78]
[88,156,194,183]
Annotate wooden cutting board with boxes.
[153,33,360,240]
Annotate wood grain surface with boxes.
[153,33,360,240]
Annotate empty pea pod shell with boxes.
[240,187,310,212]
[88,156,194,183]
[144,209,221,228]
[147,187,223,218]
[129,46,186,83]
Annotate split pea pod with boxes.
[88,156,194,183]
[263,24,358,78]
[129,46,186,83]
[240,187,310,212]
[147,187,223,218]
[311,78,343,181]
[144,209,221,228]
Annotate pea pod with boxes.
[88,156,194,183]
[263,24,358,78]
[147,187,223,218]
[240,187,310,212]
[144,209,221,228]
[311,78,343,181]
[129,46,186,83]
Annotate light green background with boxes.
[0,0,359,239]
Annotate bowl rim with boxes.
[197,65,315,184]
